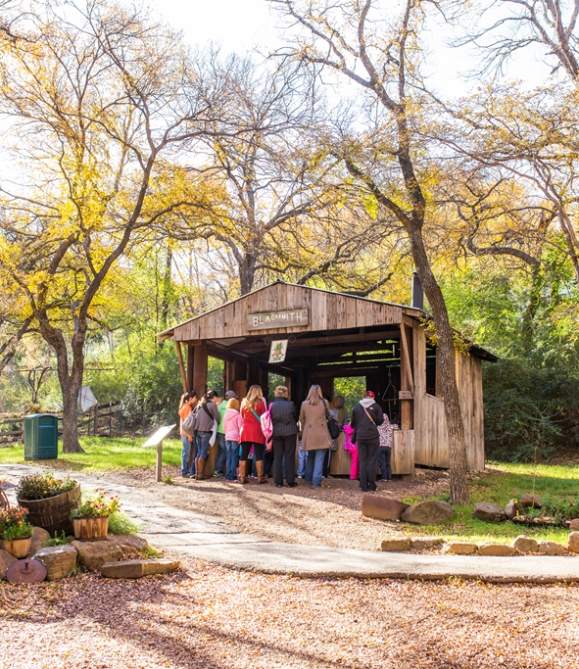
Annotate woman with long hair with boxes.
[299,384,331,487]
[239,384,267,484]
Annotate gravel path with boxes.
[107,466,449,551]
[1,559,578,669]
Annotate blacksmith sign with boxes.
[247,308,309,331]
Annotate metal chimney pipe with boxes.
[411,271,424,310]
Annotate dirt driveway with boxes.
[2,558,578,669]
[109,466,448,551]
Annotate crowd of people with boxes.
[178,384,393,492]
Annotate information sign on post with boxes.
[143,424,176,482]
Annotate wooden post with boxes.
[175,341,188,392]
[156,441,163,483]
[186,344,194,392]
[399,323,414,430]
[193,343,208,395]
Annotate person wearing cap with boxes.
[350,390,384,492]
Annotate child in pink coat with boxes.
[223,398,243,481]
[342,423,359,481]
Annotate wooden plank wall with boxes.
[392,430,415,475]
[413,326,485,471]
[173,283,404,341]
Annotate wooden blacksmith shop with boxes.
[159,280,496,476]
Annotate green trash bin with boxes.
[24,414,59,460]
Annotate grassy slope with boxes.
[1,438,576,543]
[404,461,579,544]
[0,436,182,471]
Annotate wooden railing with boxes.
[0,402,123,444]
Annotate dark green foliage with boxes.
[542,496,579,523]
[484,359,579,462]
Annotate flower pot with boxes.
[18,484,81,535]
[72,516,109,540]
[2,536,32,558]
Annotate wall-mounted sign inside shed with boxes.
[247,308,309,330]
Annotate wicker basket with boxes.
[17,484,81,535]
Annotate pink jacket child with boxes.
[342,423,359,481]
[224,408,243,443]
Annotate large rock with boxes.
[100,559,180,579]
[538,541,568,556]
[362,495,409,522]
[34,545,78,580]
[504,500,518,520]
[473,502,507,522]
[105,534,148,559]
[380,537,411,552]
[567,532,579,554]
[513,535,539,555]
[0,548,18,579]
[569,519,579,531]
[478,543,516,557]
[410,537,444,551]
[72,539,123,571]
[445,542,478,556]
[29,527,50,555]
[519,494,542,509]
[401,501,454,525]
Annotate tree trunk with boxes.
[239,253,257,295]
[49,331,85,454]
[61,381,83,453]
[521,266,543,357]
[409,230,469,503]
[160,244,173,330]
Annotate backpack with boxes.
[181,409,197,437]
[259,402,273,443]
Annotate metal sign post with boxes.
[143,424,176,482]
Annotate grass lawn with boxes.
[404,461,579,545]
[0,435,183,471]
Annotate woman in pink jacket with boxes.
[223,398,243,482]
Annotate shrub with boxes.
[17,472,77,500]
[107,511,140,535]
[484,359,579,462]
[44,531,69,546]
[542,496,579,523]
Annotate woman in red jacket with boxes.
[239,384,267,484]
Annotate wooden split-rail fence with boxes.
[0,402,123,445]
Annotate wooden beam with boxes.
[399,323,414,392]
[235,330,400,353]
[175,341,188,393]
[186,344,194,392]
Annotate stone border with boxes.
[380,532,579,557]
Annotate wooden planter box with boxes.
[72,516,109,540]
[17,484,81,535]
[2,536,32,558]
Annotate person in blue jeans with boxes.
[223,397,243,481]
[213,391,231,477]
[194,391,219,479]
[299,385,331,487]
[178,391,198,478]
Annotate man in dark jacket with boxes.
[269,385,298,487]
[350,390,384,492]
